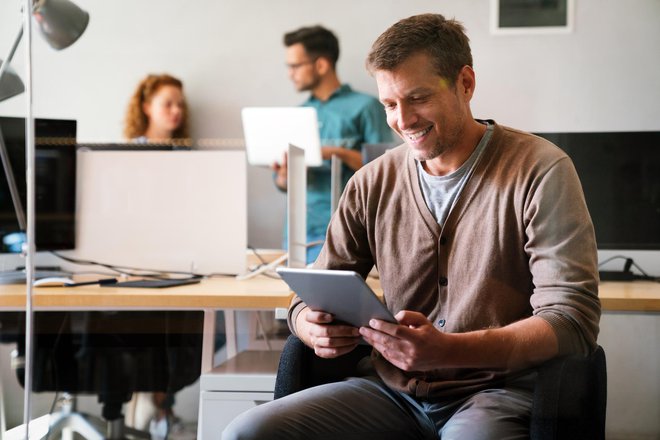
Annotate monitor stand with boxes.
[330,154,342,215]
[287,144,307,269]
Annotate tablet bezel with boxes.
[276,268,396,327]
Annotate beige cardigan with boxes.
[289,122,600,399]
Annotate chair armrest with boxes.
[530,345,607,440]
[274,334,372,399]
[274,334,307,399]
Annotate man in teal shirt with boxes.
[273,25,392,263]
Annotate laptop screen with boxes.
[241,107,322,167]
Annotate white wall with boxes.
[2,0,659,250]
[1,0,660,436]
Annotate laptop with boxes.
[241,107,322,167]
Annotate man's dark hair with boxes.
[284,25,340,69]
[366,13,472,85]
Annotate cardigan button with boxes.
[439,277,448,286]
[439,236,447,245]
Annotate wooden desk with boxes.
[0,276,295,372]
[2,277,657,369]
[599,281,660,312]
[0,276,293,311]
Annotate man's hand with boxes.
[359,310,446,372]
[271,151,288,190]
[296,307,361,358]
[360,311,560,372]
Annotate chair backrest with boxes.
[531,345,607,440]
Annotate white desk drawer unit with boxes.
[197,350,281,439]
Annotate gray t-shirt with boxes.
[417,123,493,226]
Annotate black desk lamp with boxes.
[0,0,88,437]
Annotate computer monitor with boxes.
[0,116,77,253]
[73,148,247,275]
[535,131,660,250]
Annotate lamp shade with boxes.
[0,60,25,102]
[32,0,90,50]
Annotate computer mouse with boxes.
[33,276,74,287]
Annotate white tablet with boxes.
[276,267,396,327]
[241,107,323,167]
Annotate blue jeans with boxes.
[222,373,535,440]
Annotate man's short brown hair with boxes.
[366,13,473,85]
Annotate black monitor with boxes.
[535,131,660,250]
[0,116,77,253]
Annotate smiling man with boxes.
[223,14,600,440]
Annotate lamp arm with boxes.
[0,23,28,233]
[0,24,24,85]
[0,126,27,231]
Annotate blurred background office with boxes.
[1,0,659,253]
[1,1,659,439]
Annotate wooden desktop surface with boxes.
[0,277,658,313]
[0,276,294,311]
[599,281,660,312]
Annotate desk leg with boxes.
[201,309,239,373]
[225,310,237,358]
[201,309,216,374]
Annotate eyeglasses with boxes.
[286,59,317,71]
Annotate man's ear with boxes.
[458,65,476,100]
[315,57,332,76]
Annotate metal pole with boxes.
[22,0,35,438]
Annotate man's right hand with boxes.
[296,307,361,358]
[272,151,288,191]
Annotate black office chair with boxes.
[274,334,607,440]
[1,310,203,439]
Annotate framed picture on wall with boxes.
[490,0,575,35]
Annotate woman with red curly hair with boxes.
[123,73,189,142]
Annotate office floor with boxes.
[126,388,200,440]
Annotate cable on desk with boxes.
[598,255,659,282]
[248,245,269,266]
[50,251,204,281]
[235,253,289,281]
[236,241,326,281]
